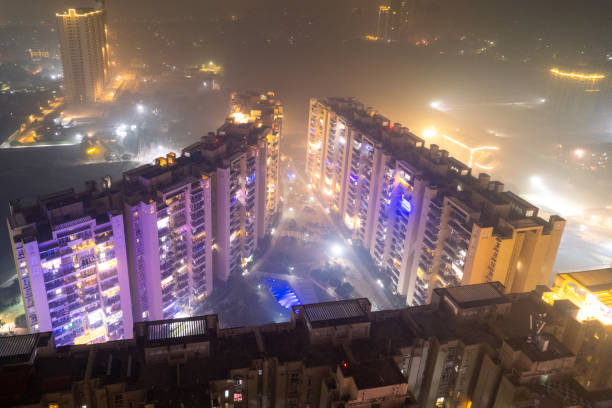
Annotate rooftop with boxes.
[136,316,210,347]
[317,97,561,236]
[564,268,612,293]
[341,359,405,390]
[506,333,574,362]
[439,282,508,309]
[0,333,40,366]
[299,298,370,328]
[262,325,346,367]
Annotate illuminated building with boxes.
[228,91,283,235]
[375,1,408,42]
[542,268,612,326]
[7,182,133,346]
[539,271,612,391]
[29,50,50,60]
[199,61,223,75]
[376,5,391,41]
[122,152,214,321]
[56,5,110,103]
[306,98,565,305]
[389,0,409,39]
[183,124,270,281]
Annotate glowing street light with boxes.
[331,243,343,257]
[115,124,128,139]
[574,149,585,159]
[136,104,145,114]
[430,101,443,110]
[530,175,544,188]
[550,68,605,81]
[422,127,437,138]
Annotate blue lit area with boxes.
[265,278,301,309]
[401,195,412,213]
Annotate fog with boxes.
[1,0,612,282]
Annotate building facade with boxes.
[184,124,270,281]
[7,185,133,346]
[122,152,214,321]
[56,6,110,103]
[228,91,283,235]
[7,92,279,345]
[306,97,565,305]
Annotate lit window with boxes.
[224,390,229,398]
[234,393,243,402]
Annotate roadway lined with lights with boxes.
[550,68,605,81]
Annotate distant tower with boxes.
[56,4,110,104]
[389,0,408,40]
[376,6,391,41]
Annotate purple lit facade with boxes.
[8,188,133,346]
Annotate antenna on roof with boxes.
[527,312,547,345]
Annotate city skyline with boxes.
[1,0,611,405]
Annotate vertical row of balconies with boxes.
[438,208,471,288]
[244,155,257,260]
[372,166,394,266]
[486,238,502,282]
[131,212,148,318]
[266,129,281,225]
[306,106,325,184]
[190,183,209,306]
[15,245,39,329]
[386,188,412,289]
[229,162,243,276]
[413,196,444,305]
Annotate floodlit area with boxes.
[543,269,612,325]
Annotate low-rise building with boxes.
[2,284,612,408]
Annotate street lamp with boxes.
[430,101,442,110]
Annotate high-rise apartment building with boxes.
[389,0,409,38]
[306,97,565,305]
[7,183,133,346]
[228,91,283,235]
[122,152,214,321]
[7,92,279,343]
[56,5,110,103]
[184,124,271,281]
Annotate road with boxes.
[1,98,64,148]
